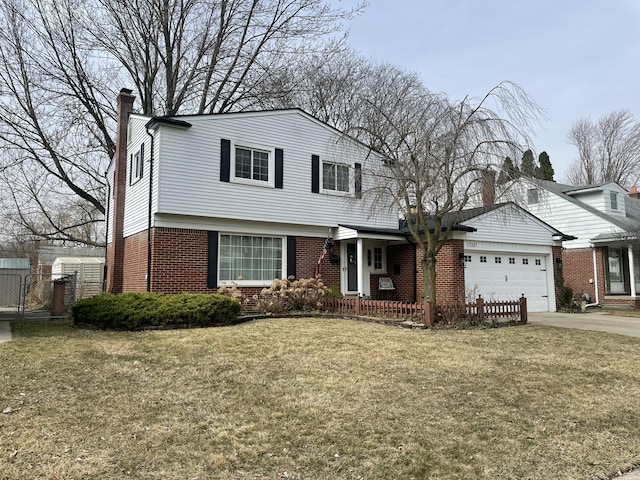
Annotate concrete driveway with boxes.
[529,310,640,338]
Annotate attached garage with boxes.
[464,250,551,312]
[459,203,570,313]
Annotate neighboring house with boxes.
[522,179,640,308]
[106,89,568,312]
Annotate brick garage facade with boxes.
[414,239,466,304]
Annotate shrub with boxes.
[254,277,329,314]
[72,292,241,330]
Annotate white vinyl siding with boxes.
[527,189,625,249]
[122,115,154,238]
[153,111,397,230]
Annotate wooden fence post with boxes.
[423,301,435,326]
[476,295,484,323]
[355,295,361,315]
[520,294,528,323]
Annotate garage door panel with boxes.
[464,252,550,312]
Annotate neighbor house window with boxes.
[527,188,539,204]
[480,256,487,263]
[322,162,350,193]
[219,234,283,284]
[610,191,619,210]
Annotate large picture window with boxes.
[322,162,349,193]
[219,234,283,283]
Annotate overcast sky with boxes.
[337,0,640,182]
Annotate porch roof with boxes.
[590,231,639,245]
[335,224,408,241]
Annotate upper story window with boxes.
[130,143,144,184]
[527,188,539,205]
[610,191,619,210]
[220,139,283,189]
[322,161,350,193]
[233,144,274,186]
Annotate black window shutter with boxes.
[207,231,219,288]
[140,143,145,178]
[220,139,231,182]
[287,236,297,278]
[275,148,284,189]
[354,162,362,199]
[311,155,320,193]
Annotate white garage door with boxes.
[464,252,550,312]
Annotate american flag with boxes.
[314,237,330,278]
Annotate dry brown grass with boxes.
[1,318,640,479]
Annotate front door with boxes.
[347,243,358,293]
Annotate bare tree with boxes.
[363,82,541,304]
[565,110,640,189]
[0,0,361,244]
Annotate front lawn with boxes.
[1,318,639,479]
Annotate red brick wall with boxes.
[562,247,600,302]
[296,237,340,289]
[369,243,416,302]
[122,230,149,292]
[414,240,465,304]
[150,228,211,294]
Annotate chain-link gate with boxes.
[0,274,22,320]
[20,273,78,319]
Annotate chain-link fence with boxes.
[0,274,23,320]
[0,272,105,320]
[21,273,78,319]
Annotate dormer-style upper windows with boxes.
[610,191,619,211]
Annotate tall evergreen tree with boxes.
[497,156,519,185]
[537,151,555,181]
[520,149,537,177]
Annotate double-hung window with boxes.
[231,142,275,187]
[218,234,283,285]
[322,162,350,193]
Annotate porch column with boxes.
[628,245,636,297]
[357,238,365,297]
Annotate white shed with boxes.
[52,257,105,299]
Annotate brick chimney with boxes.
[629,186,640,200]
[106,88,135,293]
[481,168,496,206]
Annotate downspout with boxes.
[145,127,155,293]
[103,177,111,292]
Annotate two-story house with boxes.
[106,89,413,302]
[524,179,640,308]
[106,89,568,311]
